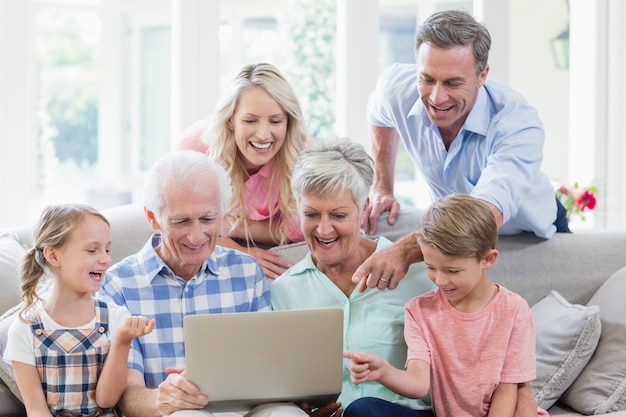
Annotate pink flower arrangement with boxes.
[556,182,598,222]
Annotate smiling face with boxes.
[298,190,363,271]
[228,86,288,173]
[49,214,111,295]
[147,181,223,280]
[421,243,497,312]
[416,43,488,142]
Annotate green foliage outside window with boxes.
[282,0,337,139]
[36,10,99,168]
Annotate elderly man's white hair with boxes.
[143,150,232,222]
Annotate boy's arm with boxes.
[488,382,518,417]
[95,316,155,408]
[382,358,430,399]
[344,351,430,399]
[12,361,53,417]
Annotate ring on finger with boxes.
[379,278,389,283]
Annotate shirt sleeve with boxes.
[404,299,431,367]
[500,297,537,383]
[3,317,36,366]
[470,83,546,223]
[367,64,408,128]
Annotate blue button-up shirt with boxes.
[368,63,557,238]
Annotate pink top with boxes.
[404,285,548,417]
[242,159,303,242]
[177,119,209,153]
[178,120,304,243]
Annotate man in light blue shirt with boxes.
[367,63,559,239]
[355,9,569,295]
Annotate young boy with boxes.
[344,194,547,417]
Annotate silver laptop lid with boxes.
[183,308,344,413]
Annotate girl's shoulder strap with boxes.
[93,298,110,332]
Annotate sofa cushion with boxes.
[0,303,24,405]
[530,290,601,410]
[0,234,24,315]
[560,266,626,414]
[0,234,25,409]
[0,376,25,416]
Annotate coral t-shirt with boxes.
[404,285,547,417]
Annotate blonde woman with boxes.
[179,63,309,279]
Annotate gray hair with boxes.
[415,9,491,74]
[291,137,374,210]
[143,150,232,221]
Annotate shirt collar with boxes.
[142,233,215,283]
[462,85,490,137]
[286,236,392,277]
[250,159,275,180]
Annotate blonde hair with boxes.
[204,63,307,245]
[18,204,109,322]
[416,194,497,260]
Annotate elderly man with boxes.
[98,150,304,417]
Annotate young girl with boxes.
[3,204,155,417]
[343,194,547,417]
[178,62,310,279]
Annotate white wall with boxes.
[508,0,570,182]
[0,0,31,227]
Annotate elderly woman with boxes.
[270,137,435,417]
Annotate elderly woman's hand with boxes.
[351,233,423,292]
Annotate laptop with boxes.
[183,308,344,413]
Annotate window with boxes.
[219,0,337,139]
[2,0,624,229]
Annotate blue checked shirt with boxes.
[97,234,271,388]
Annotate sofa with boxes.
[1,203,626,417]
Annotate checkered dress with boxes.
[31,299,120,417]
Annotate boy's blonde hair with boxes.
[416,194,497,260]
[18,204,109,321]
